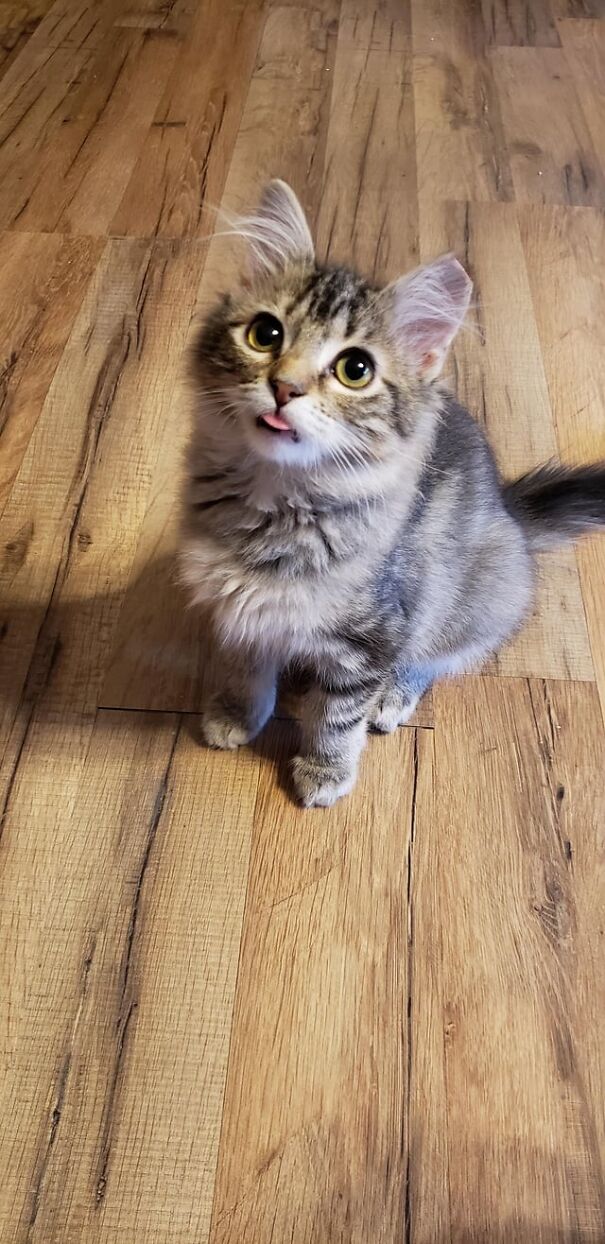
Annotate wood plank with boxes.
[411,0,514,210]
[0,0,256,237]
[0,710,178,1240]
[0,41,93,219]
[420,200,593,682]
[481,0,561,46]
[16,0,124,49]
[0,0,126,138]
[558,18,605,170]
[0,237,207,794]
[220,2,339,229]
[114,0,197,32]
[0,708,259,1243]
[492,47,605,205]
[550,0,605,18]
[1,238,152,767]
[315,0,418,280]
[411,0,485,56]
[0,0,54,80]
[109,0,265,239]
[54,28,179,237]
[0,0,55,27]
[0,231,102,510]
[410,676,605,1240]
[15,0,190,49]
[517,207,605,465]
[518,204,605,722]
[210,723,414,1244]
[0,26,179,234]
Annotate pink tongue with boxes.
[262,409,291,431]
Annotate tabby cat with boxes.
[180,180,605,807]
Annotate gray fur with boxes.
[180,181,605,807]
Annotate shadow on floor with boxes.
[0,551,306,795]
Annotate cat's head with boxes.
[195,180,472,469]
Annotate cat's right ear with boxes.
[241,180,315,281]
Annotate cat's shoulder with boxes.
[431,391,499,481]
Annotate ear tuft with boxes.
[382,255,472,380]
[238,180,314,280]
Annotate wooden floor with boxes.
[1,0,604,1240]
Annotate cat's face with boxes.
[194,182,472,470]
[197,266,421,468]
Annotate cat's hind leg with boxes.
[368,662,434,733]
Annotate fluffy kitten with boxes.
[181,180,605,807]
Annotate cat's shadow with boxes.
[1,551,301,795]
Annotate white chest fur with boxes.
[180,531,348,656]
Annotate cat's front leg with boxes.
[202,645,277,750]
[292,669,382,808]
[368,661,434,733]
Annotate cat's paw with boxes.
[201,713,251,751]
[291,755,356,808]
[368,689,419,734]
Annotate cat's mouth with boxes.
[256,411,300,442]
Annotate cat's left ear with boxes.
[380,255,472,380]
[243,180,315,280]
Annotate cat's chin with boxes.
[244,420,320,469]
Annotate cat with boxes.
[180,179,605,807]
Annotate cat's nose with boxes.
[270,378,305,408]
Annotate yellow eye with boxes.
[246,314,283,353]
[333,349,375,389]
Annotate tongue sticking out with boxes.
[260,409,292,432]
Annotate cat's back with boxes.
[397,392,534,656]
[410,393,510,540]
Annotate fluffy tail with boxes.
[503,461,605,551]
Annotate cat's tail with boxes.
[503,461,605,551]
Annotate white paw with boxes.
[201,714,251,751]
[291,756,356,808]
[368,691,419,734]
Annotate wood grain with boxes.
[0,26,178,233]
[21,0,125,49]
[0,230,103,510]
[0,709,260,1243]
[316,0,418,280]
[109,0,266,239]
[0,237,206,808]
[481,0,561,46]
[558,18,605,169]
[550,0,605,19]
[210,724,414,1244]
[1,0,604,1240]
[0,0,54,80]
[492,46,605,205]
[412,0,514,210]
[114,0,198,33]
[409,677,605,1242]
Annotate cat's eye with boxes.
[333,349,375,389]
[246,314,283,353]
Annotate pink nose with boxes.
[270,378,305,408]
